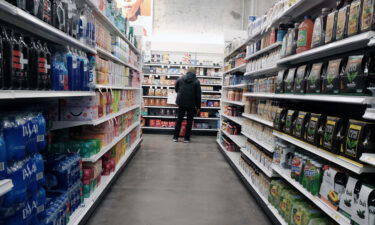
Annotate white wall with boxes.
[149,0,275,53]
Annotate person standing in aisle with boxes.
[173,68,202,143]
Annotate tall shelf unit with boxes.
[219,0,375,225]
[141,51,223,133]
[0,0,143,224]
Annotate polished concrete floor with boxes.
[86,134,272,225]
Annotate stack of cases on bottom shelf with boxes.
[0,0,142,224]
[220,0,375,225]
[141,51,223,133]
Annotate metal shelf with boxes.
[242,92,375,105]
[245,42,282,60]
[143,126,218,132]
[224,40,248,60]
[273,131,375,174]
[221,130,247,148]
[142,85,175,88]
[97,47,141,72]
[244,65,279,77]
[144,74,222,79]
[0,179,13,197]
[142,96,220,101]
[85,0,140,55]
[144,106,220,110]
[241,131,274,153]
[221,99,245,106]
[217,141,287,225]
[143,115,220,120]
[67,138,142,225]
[82,122,140,162]
[241,149,278,178]
[0,90,96,99]
[222,83,247,89]
[51,104,140,130]
[223,64,247,74]
[278,31,375,66]
[202,91,221,94]
[96,85,140,90]
[242,113,273,127]
[143,63,222,69]
[0,0,96,54]
[221,114,245,125]
[272,165,350,225]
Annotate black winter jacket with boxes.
[175,72,202,109]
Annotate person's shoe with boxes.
[173,138,178,142]
[183,139,190,143]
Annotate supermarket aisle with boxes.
[86,134,272,225]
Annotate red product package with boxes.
[162,121,169,127]
[149,119,156,127]
[155,119,162,127]
[168,121,176,127]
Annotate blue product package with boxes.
[2,160,27,207]
[36,113,47,152]
[4,196,38,225]
[83,55,89,91]
[0,134,7,177]
[24,156,38,194]
[3,116,27,161]
[73,50,79,91]
[25,114,38,155]
[78,53,84,91]
[34,153,45,186]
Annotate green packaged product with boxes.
[274,108,287,131]
[341,119,375,161]
[301,159,323,196]
[50,139,101,158]
[293,111,311,139]
[269,180,288,208]
[306,63,327,94]
[341,54,375,94]
[291,202,324,225]
[278,189,305,223]
[305,113,327,147]
[284,110,298,134]
[276,70,287,93]
[323,58,346,94]
[294,65,310,94]
[347,0,362,37]
[284,68,297,93]
[360,0,375,32]
[320,116,347,154]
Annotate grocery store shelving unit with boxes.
[217,140,287,225]
[271,165,350,225]
[218,0,375,224]
[68,138,143,225]
[142,54,223,133]
[0,1,143,224]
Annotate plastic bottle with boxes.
[26,0,40,16]
[82,52,90,91]
[44,42,52,89]
[73,49,79,90]
[297,16,314,54]
[15,34,29,90]
[78,51,84,91]
[78,7,87,44]
[277,24,287,42]
[286,23,299,56]
[9,30,21,90]
[37,40,49,90]
[66,47,73,90]
[88,54,96,90]
[26,37,38,90]
[1,27,12,89]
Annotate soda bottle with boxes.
[78,6,87,44]
[9,30,22,90]
[1,27,13,89]
[78,51,84,90]
[26,0,41,17]
[15,34,29,89]
[52,0,66,32]
[44,42,52,89]
[73,49,79,90]
[36,40,49,90]
[26,37,38,89]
